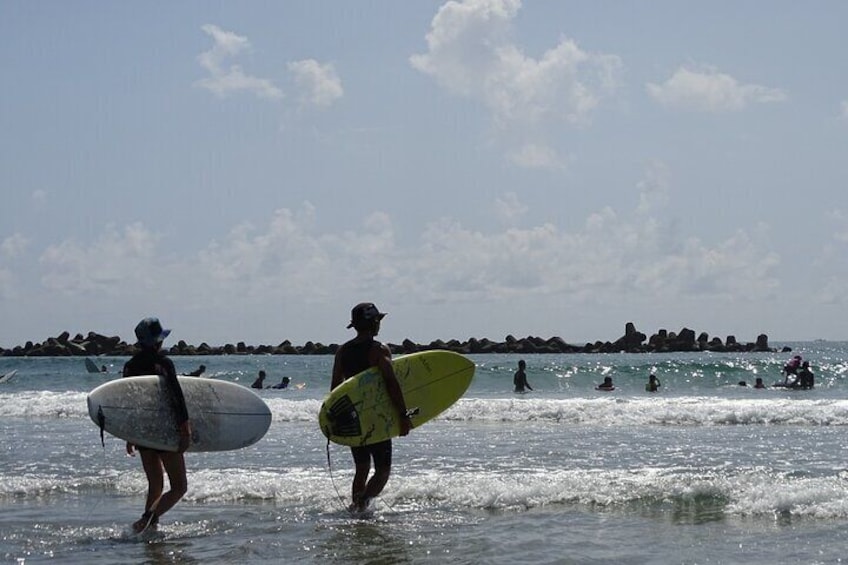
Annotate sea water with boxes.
[1,342,848,564]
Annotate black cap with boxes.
[347,302,387,329]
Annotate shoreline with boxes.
[1,323,785,357]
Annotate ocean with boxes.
[2,342,848,564]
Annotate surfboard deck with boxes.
[0,369,17,384]
[87,376,272,452]
[319,350,475,447]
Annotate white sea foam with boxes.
[6,393,848,427]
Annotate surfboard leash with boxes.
[324,438,351,513]
[97,405,106,448]
[82,423,110,526]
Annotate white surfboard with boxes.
[87,376,272,452]
[0,369,17,384]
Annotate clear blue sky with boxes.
[2,1,847,347]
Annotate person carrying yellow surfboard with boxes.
[330,302,412,513]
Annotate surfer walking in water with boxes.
[330,302,412,513]
[122,317,192,533]
[513,360,532,393]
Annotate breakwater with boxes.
[0,323,784,357]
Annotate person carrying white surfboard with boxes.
[330,302,412,513]
[122,317,192,533]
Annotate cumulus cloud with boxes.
[17,188,787,343]
[410,0,620,165]
[507,143,566,170]
[39,223,161,294]
[1,233,29,258]
[288,59,344,108]
[493,192,528,226]
[827,209,848,243]
[196,24,283,100]
[636,160,671,214]
[646,65,787,113]
[30,199,780,306]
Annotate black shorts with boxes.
[351,440,392,469]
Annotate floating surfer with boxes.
[271,376,290,389]
[596,376,615,391]
[186,364,206,377]
[330,302,411,514]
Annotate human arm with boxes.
[122,362,136,455]
[371,343,412,436]
[164,358,192,453]
[330,350,345,391]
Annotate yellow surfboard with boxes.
[319,350,475,446]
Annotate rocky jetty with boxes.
[0,324,780,357]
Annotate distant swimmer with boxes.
[795,361,814,389]
[513,360,532,393]
[754,377,766,389]
[645,373,661,393]
[782,355,802,381]
[251,370,267,389]
[100,365,108,373]
[186,364,206,377]
[596,376,615,391]
[271,376,290,390]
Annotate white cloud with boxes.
[507,143,566,170]
[21,191,785,343]
[636,160,671,214]
[410,0,621,134]
[493,192,528,226]
[39,223,161,294]
[287,59,343,108]
[827,209,848,243]
[30,200,780,306]
[646,65,787,113]
[196,24,283,100]
[1,233,29,258]
[32,189,46,204]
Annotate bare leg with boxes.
[351,459,370,510]
[140,450,165,513]
[132,450,164,532]
[359,441,392,509]
[152,452,187,519]
[363,466,390,501]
